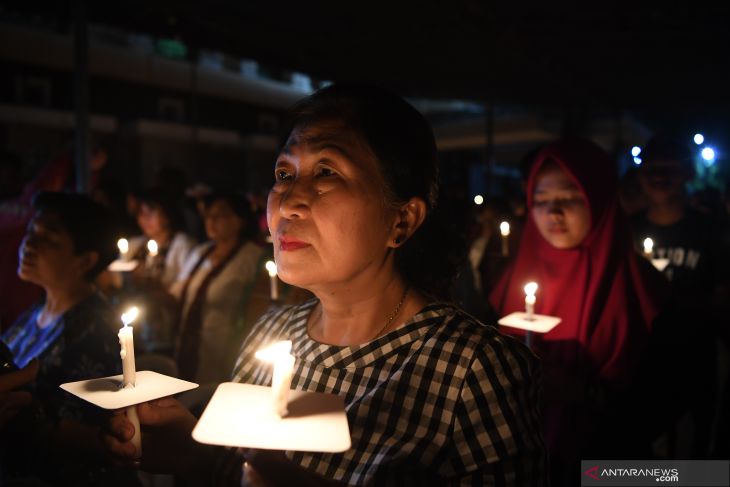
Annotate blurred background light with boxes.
[701,147,715,163]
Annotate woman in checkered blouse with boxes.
[104,84,547,486]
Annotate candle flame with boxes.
[121,306,139,326]
[117,238,129,254]
[499,221,510,236]
[643,237,653,253]
[147,239,158,255]
[265,260,277,277]
[255,340,292,362]
[524,282,538,297]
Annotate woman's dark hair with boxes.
[203,191,257,240]
[135,188,185,233]
[32,191,119,280]
[281,84,464,300]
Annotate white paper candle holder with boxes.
[498,312,561,347]
[108,259,139,272]
[60,370,198,410]
[192,383,351,453]
[651,258,669,272]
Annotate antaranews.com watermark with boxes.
[581,460,729,486]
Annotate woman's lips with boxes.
[279,238,310,251]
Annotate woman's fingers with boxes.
[102,427,138,464]
[136,396,186,425]
[108,412,135,441]
[243,461,273,487]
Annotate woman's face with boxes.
[267,123,397,290]
[137,203,169,239]
[531,163,591,249]
[18,211,91,289]
[205,200,244,242]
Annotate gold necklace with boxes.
[371,285,410,340]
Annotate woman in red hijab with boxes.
[490,138,667,482]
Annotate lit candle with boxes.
[255,340,295,418]
[265,260,279,301]
[147,239,159,257]
[118,306,142,457]
[117,238,129,256]
[524,282,538,321]
[119,306,139,387]
[643,237,653,258]
[499,221,510,257]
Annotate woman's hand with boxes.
[103,396,204,475]
[243,450,345,487]
[0,359,39,428]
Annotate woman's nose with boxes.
[547,201,564,217]
[279,178,314,219]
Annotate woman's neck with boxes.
[308,276,427,346]
[210,237,241,265]
[40,281,95,327]
[151,230,172,247]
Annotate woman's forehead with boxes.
[31,211,67,235]
[534,163,581,192]
[282,122,367,155]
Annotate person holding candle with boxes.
[104,84,546,486]
[0,192,140,486]
[629,131,730,458]
[489,138,672,484]
[121,190,196,352]
[170,192,263,385]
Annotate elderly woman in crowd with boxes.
[105,84,546,486]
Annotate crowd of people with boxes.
[0,83,728,486]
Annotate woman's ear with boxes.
[76,251,100,278]
[388,197,427,248]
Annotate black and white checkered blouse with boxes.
[225,299,546,486]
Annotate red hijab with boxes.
[490,138,665,387]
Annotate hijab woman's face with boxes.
[267,123,398,290]
[531,162,591,249]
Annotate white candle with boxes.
[119,306,142,458]
[499,221,510,257]
[643,237,653,258]
[255,340,295,418]
[265,260,279,301]
[119,307,139,387]
[524,282,538,321]
[147,239,159,257]
[117,238,129,256]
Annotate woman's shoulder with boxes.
[171,232,197,250]
[63,292,118,336]
[233,241,265,265]
[428,303,539,371]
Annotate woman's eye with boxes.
[316,166,336,178]
[275,169,292,182]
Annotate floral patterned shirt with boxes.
[2,291,121,422]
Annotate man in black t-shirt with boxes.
[630,131,729,459]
